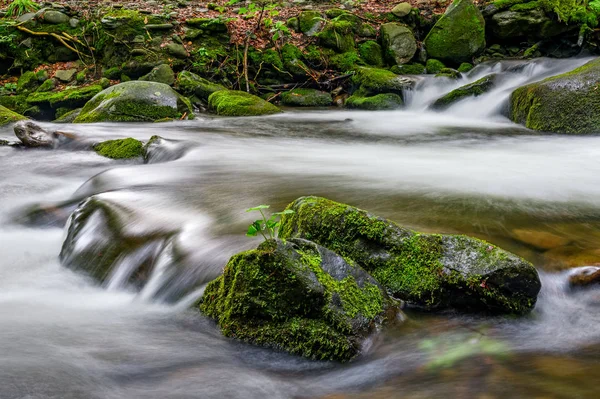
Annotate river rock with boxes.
[346,93,403,110]
[42,10,70,24]
[569,266,600,288]
[280,88,332,107]
[200,238,401,362]
[0,105,26,126]
[139,64,175,86]
[431,74,497,110]
[352,67,416,97]
[14,120,55,147]
[424,0,485,65]
[142,135,194,164]
[93,138,144,159]
[279,196,541,314]
[74,81,193,123]
[176,71,226,101]
[380,23,417,65]
[208,90,281,116]
[510,58,600,134]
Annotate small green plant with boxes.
[6,0,39,17]
[270,20,290,41]
[246,205,294,241]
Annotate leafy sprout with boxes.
[246,205,294,241]
[6,0,39,17]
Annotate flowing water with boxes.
[1,58,600,399]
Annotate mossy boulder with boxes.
[53,108,82,123]
[16,71,40,94]
[36,78,55,93]
[431,74,497,110]
[489,9,571,41]
[391,63,426,75]
[346,93,403,110]
[281,44,310,78]
[26,85,103,110]
[509,58,600,134]
[279,197,541,315]
[93,138,143,159]
[298,10,323,35]
[426,59,446,74]
[424,0,486,65]
[317,20,355,53]
[200,238,400,362]
[208,90,281,116]
[139,64,175,86]
[352,67,415,96]
[281,88,332,107]
[0,105,26,126]
[176,71,226,101]
[358,41,384,67]
[380,23,417,65]
[74,81,193,123]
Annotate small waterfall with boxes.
[404,57,595,118]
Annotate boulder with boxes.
[0,105,26,126]
[509,58,600,134]
[208,90,281,116]
[569,267,600,288]
[281,88,332,107]
[352,67,416,97]
[426,59,446,74]
[392,3,413,18]
[139,64,175,86]
[318,20,355,53]
[74,81,193,123]
[346,93,403,110]
[431,74,497,109]
[489,9,571,41]
[142,135,194,164]
[54,69,78,83]
[279,197,541,314]
[42,10,70,24]
[13,120,54,147]
[93,138,143,159]
[200,238,401,362]
[380,23,417,65]
[176,71,226,101]
[26,85,103,110]
[298,10,323,35]
[424,0,485,64]
[16,71,40,94]
[358,41,384,67]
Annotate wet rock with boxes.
[511,228,571,250]
[0,105,26,126]
[510,58,600,134]
[424,0,485,65]
[201,238,402,362]
[142,135,193,164]
[380,23,417,65]
[53,108,82,123]
[279,196,541,314]
[281,88,332,107]
[431,74,497,110]
[139,64,175,86]
[542,245,600,270]
[74,81,193,123]
[176,71,226,101]
[208,90,281,116]
[346,93,403,110]
[569,266,600,288]
[14,120,55,147]
[352,67,416,97]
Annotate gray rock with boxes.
[380,23,417,65]
[14,120,55,147]
[54,69,78,82]
[17,12,36,23]
[391,3,412,17]
[43,10,70,24]
[139,64,175,86]
[490,9,571,40]
[176,70,226,101]
[69,18,79,28]
[165,42,188,58]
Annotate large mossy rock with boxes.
[281,88,332,107]
[345,93,403,110]
[279,197,541,314]
[488,7,571,41]
[200,238,399,362]
[26,85,103,111]
[317,20,355,53]
[208,90,281,116]
[424,0,485,65]
[0,105,26,126]
[93,138,143,159]
[74,81,193,123]
[352,67,415,96]
[177,71,226,101]
[431,74,497,110]
[509,59,600,134]
[380,23,417,65]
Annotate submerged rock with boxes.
[424,0,486,64]
[200,238,401,362]
[569,266,600,288]
[431,74,497,110]
[510,58,600,134]
[279,197,541,314]
[93,138,143,159]
[142,135,193,163]
[14,120,78,148]
[74,81,193,123]
[0,105,26,126]
[208,90,281,116]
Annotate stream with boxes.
[1,58,599,399]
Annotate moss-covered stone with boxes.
[139,64,175,86]
[36,78,55,93]
[346,93,403,110]
[426,59,446,74]
[380,23,417,65]
[298,10,323,35]
[200,238,399,362]
[74,81,193,123]
[281,88,332,107]
[26,85,103,109]
[0,105,26,126]
[177,70,226,101]
[17,71,39,94]
[281,44,310,78]
[279,196,541,314]
[391,63,426,75]
[208,90,281,116]
[93,138,143,159]
[317,20,355,53]
[358,41,384,67]
[436,68,461,79]
[432,74,497,109]
[329,51,362,72]
[352,67,414,96]
[458,62,474,73]
[53,108,82,123]
[186,18,228,32]
[509,58,600,134]
[424,0,486,65]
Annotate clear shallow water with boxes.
[1,59,600,398]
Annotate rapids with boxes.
[1,58,599,398]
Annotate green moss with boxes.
[93,138,143,159]
[0,94,28,114]
[281,88,332,107]
[36,79,55,93]
[345,93,403,110]
[330,51,362,72]
[298,10,322,34]
[317,20,355,53]
[426,59,446,74]
[457,62,474,73]
[432,74,496,109]
[26,85,103,108]
[103,67,121,80]
[177,71,226,101]
[358,41,384,67]
[0,104,26,126]
[352,67,409,96]
[390,63,426,75]
[16,71,39,93]
[208,90,281,116]
[186,18,228,32]
[281,43,310,77]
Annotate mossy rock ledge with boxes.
[208,90,282,116]
[200,238,401,362]
[431,74,497,110]
[73,81,193,123]
[278,197,541,315]
[509,58,600,134]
